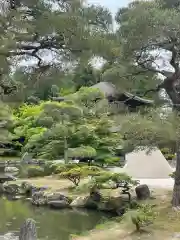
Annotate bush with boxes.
[43,162,64,175]
[59,164,102,186]
[104,156,120,166]
[89,172,139,202]
[55,163,87,174]
[27,166,45,178]
[43,162,54,176]
[130,204,157,231]
[164,153,175,160]
[160,147,171,154]
[160,148,175,160]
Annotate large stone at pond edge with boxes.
[97,195,130,214]
[21,182,48,196]
[70,196,98,209]
[21,182,36,196]
[46,192,71,203]
[135,184,150,200]
[31,191,47,206]
[3,232,18,240]
[3,183,20,194]
[19,218,37,240]
[48,200,70,209]
[31,191,70,206]
[5,167,19,175]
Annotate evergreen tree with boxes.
[113,0,180,208]
[0,0,113,100]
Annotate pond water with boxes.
[0,197,109,240]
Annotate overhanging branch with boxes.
[142,83,164,97]
[136,52,173,78]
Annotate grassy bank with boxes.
[71,189,180,240]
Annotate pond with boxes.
[0,197,109,240]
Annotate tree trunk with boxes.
[64,136,68,164]
[172,143,180,208]
[135,222,140,232]
[163,75,180,208]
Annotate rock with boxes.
[48,200,70,209]
[3,232,18,240]
[20,182,47,197]
[135,184,150,200]
[89,188,101,202]
[31,191,46,206]
[70,196,87,208]
[31,191,69,206]
[20,182,35,196]
[172,232,180,239]
[0,219,37,240]
[70,196,98,209]
[70,189,101,210]
[3,183,20,195]
[12,196,23,200]
[5,167,19,175]
[46,192,71,203]
[98,195,130,214]
[19,218,37,240]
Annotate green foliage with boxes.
[68,146,97,159]
[120,111,177,150]
[50,85,60,98]
[14,87,122,161]
[72,64,99,90]
[170,171,176,179]
[160,148,175,160]
[164,154,175,160]
[43,161,63,175]
[161,148,171,155]
[0,0,114,102]
[59,164,102,186]
[26,166,45,178]
[90,172,138,189]
[127,204,157,231]
[104,156,120,166]
[0,102,14,144]
[70,86,105,109]
[13,103,47,146]
[60,87,76,97]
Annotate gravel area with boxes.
[137,178,174,189]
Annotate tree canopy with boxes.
[111,0,180,207]
[0,0,115,102]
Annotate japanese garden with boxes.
[0,0,180,240]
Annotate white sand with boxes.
[138,178,174,189]
[124,148,173,179]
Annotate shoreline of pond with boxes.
[2,178,132,217]
[0,195,112,240]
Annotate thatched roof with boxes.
[52,81,154,107]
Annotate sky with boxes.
[87,0,130,14]
[87,0,130,68]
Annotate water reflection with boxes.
[0,197,108,240]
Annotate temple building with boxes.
[52,81,154,112]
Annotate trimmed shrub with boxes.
[27,166,45,178]
[129,204,157,232]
